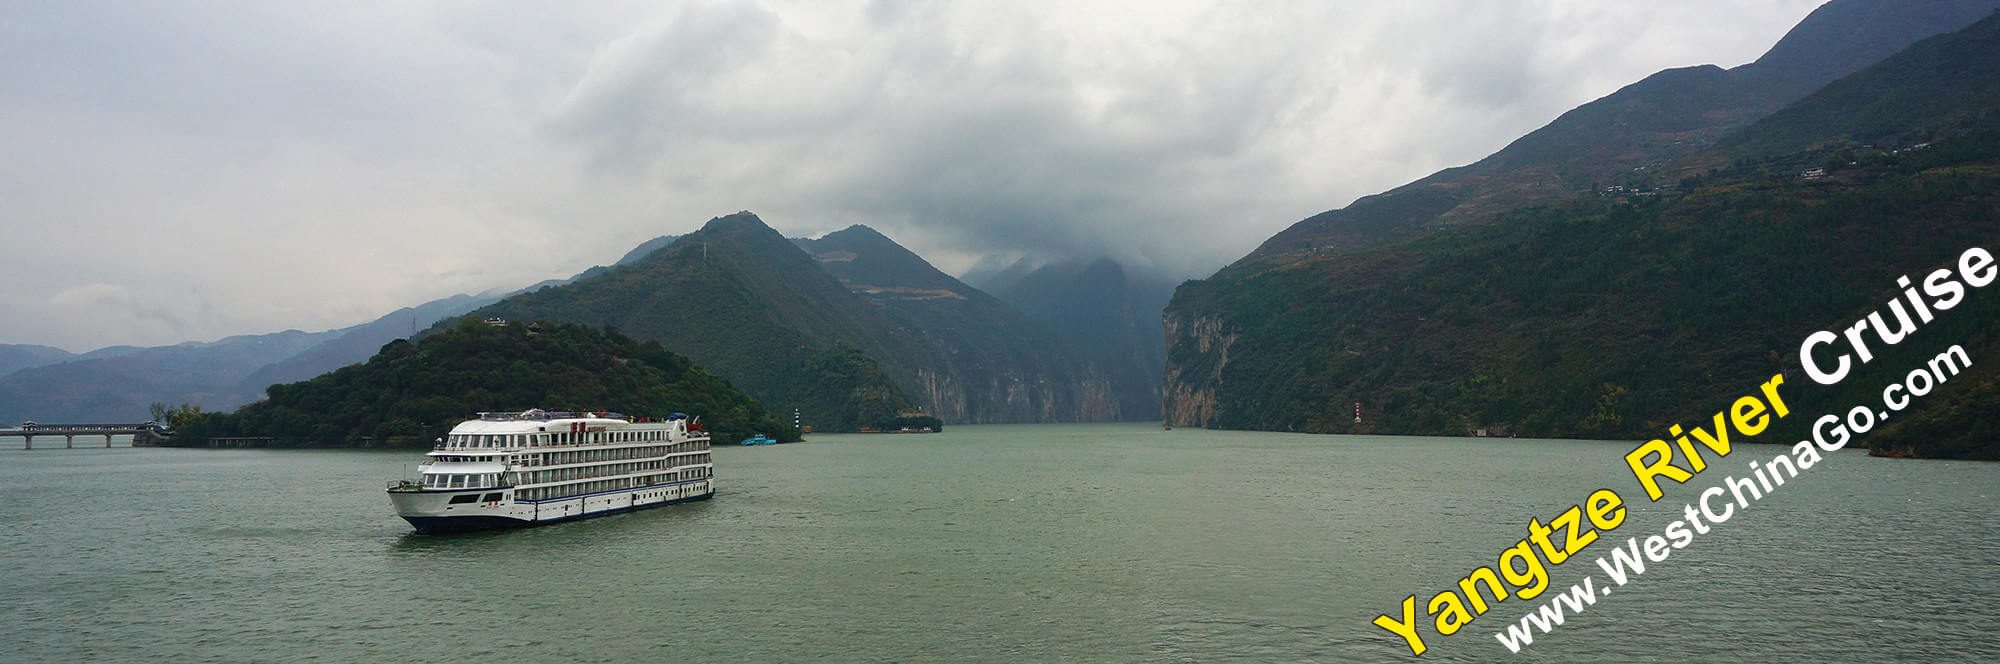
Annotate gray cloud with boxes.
[0,0,1821,350]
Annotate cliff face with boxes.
[796,225,1123,423]
[1161,312,1233,428]
[969,257,1175,421]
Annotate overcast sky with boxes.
[0,0,1822,351]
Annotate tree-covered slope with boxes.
[1165,11,2000,459]
[0,292,492,423]
[1242,0,1998,265]
[1171,141,1999,453]
[794,226,1125,421]
[466,212,918,432]
[973,257,1175,420]
[0,344,75,379]
[170,318,796,447]
[470,212,1118,430]
[1706,10,2000,165]
[229,292,497,403]
[0,329,336,424]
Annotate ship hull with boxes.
[390,479,715,535]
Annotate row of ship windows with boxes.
[515,469,711,501]
[424,473,502,489]
[418,454,716,490]
[516,442,709,467]
[447,492,505,505]
[520,454,711,484]
[444,429,683,449]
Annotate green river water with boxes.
[2,423,1994,662]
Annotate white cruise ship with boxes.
[386,409,713,533]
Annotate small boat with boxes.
[740,434,776,446]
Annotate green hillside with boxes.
[1707,11,2000,164]
[468,213,918,432]
[168,318,798,447]
[1172,141,1999,450]
[1164,11,2000,459]
[1242,0,1997,264]
[975,257,1175,420]
[794,226,1127,421]
[471,213,1119,431]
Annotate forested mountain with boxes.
[469,212,1120,431]
[792,226,1151,419]
[1704,10,2000,165]
[169,319,796,447]
[0,293,494,423]
[616,235,680,266]
[561,234,684,286]
[0,329,336,424]
[1242,0,1999,264]
[230,293,498,402]
[1164,8,2000,459]
[0,344,75,378]
[966,257,1176,420]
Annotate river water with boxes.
[2,424,1994,662]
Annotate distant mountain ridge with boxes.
[1243,0,2000,266]
[470,212,1122,430]
[617,235,680,266]
[1705,10,2000,164]
[965,256,1175,420]
[0,344,75,378]
[170,319,798,447]
[0,230,698,422]
[0,329,338,423]
[230,293,498,398]
[0,292,496,422]
[795,225,1148,420]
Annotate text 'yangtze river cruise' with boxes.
[386,409,713,534]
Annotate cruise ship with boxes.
[386,409,713,533]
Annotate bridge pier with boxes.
[66,434,74,449]
[22,434,31,450]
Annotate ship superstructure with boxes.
[386,409,713,533]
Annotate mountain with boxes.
[169,318,797,447]
[0,344,75,378]
[0,329,338,423]
[0,292,494,422]
[1730,0,2000,101]
[616,235,680,266]
[230,293,498,400]
[1242,0,2000,265]
[958,254,1041,294]
[967,257,1176,419]
[795,226,967,293]
[793,225,1141,419]
[1704,10,2000,165]
[1163,7,2000,459]
[468,212,1120,431]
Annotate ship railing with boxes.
[386,479,423,491]
[473,410,651,422]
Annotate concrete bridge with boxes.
[1,422,171,449]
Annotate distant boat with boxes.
[740,434,777,446]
